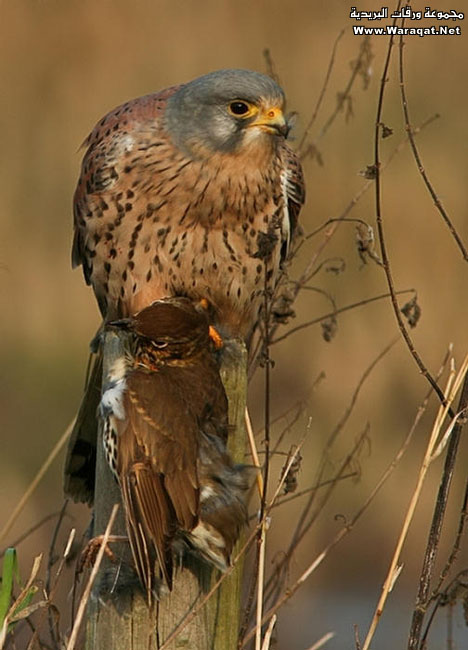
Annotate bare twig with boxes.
[239,424,307,646]
[66,505,119,650]
[260,614,277,650]
[363,353,468,650]
[0,512,67,559]
[433,478,468,597]
[249,107,440,372]
[270,400,308,457]
[70,526,91,630]
[240,382,265,645]
[161,446,303,650]
[273,290,414,345]
[298,29,345,154]
[291,111,439,269]
[242,349,439,646]
[306,631,335,650]
[255,488,267,650]
[245,408,263,495]
[407,363,468,650]
[254,265,274,650]
[371,7,452,415]
[263,49,280,85]
[46,500,68,649]
[270,472,358,511]
[0,418,75,543]
[354,625,362,650]
[264,425,369,612]
[264,337,397,607]
[27,528,76,650]
[420,482,468,646]
[398,31,468,261]
[281,336,398,568]
[313,36,373,148]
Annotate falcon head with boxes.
[165,69,290,156]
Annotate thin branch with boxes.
[256,397,307,445]
[255,522,266,650]
[66,505,119,650]
[260,614,277,650]
[398,30,467,261]
[240,403,307,646]
[264,338,397,606]
[256,269,273,650]
[270,400,308,457]
[273,290,414,345]
[27,528,76,650]
[298,29,345,154]
[432,478,468,597]
[0,512,67,559]
[162,530,254,650]
[161,446,303,650]
[407,362,468,650]
[303,217,373,244]
[0,418,75,543]
[69,525,91,631]
[292,112,439,267]
[264,426,369,611]
[46,500,69,650]
[419,482,468,646]
[270,472,357,511]
[325,337,398,456]
[249,111,440,371]
[314,36,372,147]
[262,49,281,85]
[306,632,335,650]
[372,8,452,415]
[245,408,263,496]
[242,351,439,647]
[363,353,468,650]
[432,573,468,646]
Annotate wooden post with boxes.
[85,332,248,650]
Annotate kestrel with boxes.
[65,68,305,503]
[100,297,249,600]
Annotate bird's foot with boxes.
[208,325,223,349]
[198,298,224,349]
[78,534,128,573]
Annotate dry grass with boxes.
[1,1,468,648]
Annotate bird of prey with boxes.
[65,68,305,503]
[99,297,250,600]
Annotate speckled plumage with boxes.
[99,298,250,600]
[72,68,304,336]
[65,69,304,505]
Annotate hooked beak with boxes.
[248,106,289,137]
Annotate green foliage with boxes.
[0,548,19,629]
[0,548,39,636]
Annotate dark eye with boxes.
[228,101,250,116]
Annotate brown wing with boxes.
[280,143,305,252]
[71,85,181,315]
[115,366,208,595]
[63,349,102,504]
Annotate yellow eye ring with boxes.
[228,101,256,118]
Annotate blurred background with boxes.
[1,1,467,648]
